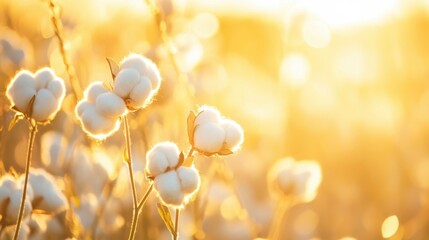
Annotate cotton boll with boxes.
[293,161,322,202]
[113,68,140,98]
[85,81,108,103]
[128,77,152,108]
[32,89,57,122]
[34,67,55,89]
[41,131,69,174]
[194,122,225,153]
[47,78,66,99]
[177,167,200,194]
[154,171,184,206]
[146,151,169,177]
[7,87,37,112]
[194,106,221,126]
[95,92,127,118]
[221,119,244,151]
[120,54,162,90]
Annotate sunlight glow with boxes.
[381,215,399,238]
[304,0,400,28]
[279,53,310,87]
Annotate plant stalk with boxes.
[13,123,37,240]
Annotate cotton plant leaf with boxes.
[156,202,175,235]
[8,113,23,131]
[123,147,130,164]
[187,111,196,145]
[106,57,119,79]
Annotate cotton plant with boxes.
[266,157,322,240]
[5,67,66,240]
[74,53,162,240]
[141,106,244,240]
[146,142,201,207]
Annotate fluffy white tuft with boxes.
[113,68,140,98]
[221,119,244,151]
[84,81,108,103]
[120,53,162,91]
[146,150,169,177]
[146,142,180,177]
[154,171,184,207]
[34,67,55,89]
[26,169,68,212]
[32,89,57,122]
[193,122,225,153]
[5,68,65,122]
[95,92,127,118]
[6,189,32,223]
[194,106,221,126]
[177,166,200,194]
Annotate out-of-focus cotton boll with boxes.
[6,189,33,224]
[113,53,161,110]
[75,81,126,140]
[74,193,97,229]
[0,174,34,224]
[25,169,68,213]
[6,68,65,122]
[154,171,184,206]
[192,106,244,155]
[268,158,322,203]
[146,142,180,177]
[41,131,73,175]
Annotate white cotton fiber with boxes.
[80,106,117,135]
[194,122,225,153]
[27,169,67,212]
[6,189,32,223]
[47,78,66,98]
[95,92,127,118]
[6,68,65,122]
[194,106,221,126]
[85,81,108,103]
[41,131,69,173]
[146,151,169,177]
[177,166,200,194]
[221,119,244,151]
[128,77,152,108]
[146,142,180,176]
[10,70,35,89]
[154,171,184,206]
[32,89,57,122]
[7,87,36,112]
[34,67,55,89]
[113,68,140,98]
[121,54,162,91]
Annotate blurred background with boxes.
[1,0,429,239]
